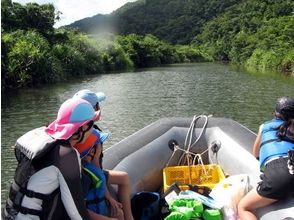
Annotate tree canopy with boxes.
[1,0,293,91]
[69,0,294,75]
[1,0,202,90]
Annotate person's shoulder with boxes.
[55,142,80,158]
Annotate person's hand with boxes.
[88,209,118,220]
[108,197,123,218]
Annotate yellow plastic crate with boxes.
[163,164,225,192]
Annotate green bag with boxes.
[203,209,222,220]
[165,199,204,220]
[165,210,191,220]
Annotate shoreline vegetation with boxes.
[1,0,293,91]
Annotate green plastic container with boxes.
[203,209,222,220]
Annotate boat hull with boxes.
[104,117,294,219]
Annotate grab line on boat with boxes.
[166,115,213,180]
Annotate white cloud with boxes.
[12,0,137,27]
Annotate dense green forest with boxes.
[1,0,203,91]
[70,0,240,44]
[1,0,294,90]
[70,0,294,75]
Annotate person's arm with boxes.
[105,188,123,218]
[252,125,262,159]
[88,209,117,220]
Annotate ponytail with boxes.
[278,119,294,141]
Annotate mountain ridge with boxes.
[67,0,240,44]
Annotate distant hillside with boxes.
[67,0,240,44]
[67,0,294,74]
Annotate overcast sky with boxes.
[12,0,137,27]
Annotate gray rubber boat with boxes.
[103,116,294,220]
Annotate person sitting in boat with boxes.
[73,89,106,122]
[238,96,294,220]
[74,89,134,220]
[2,97,104,220]
[74,129,134,220]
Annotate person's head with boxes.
[73,89,106,112]
[45,98,99,145]
[74,129,109,162]
[274,97,294,141]
[275,96,294,120]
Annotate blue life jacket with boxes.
[83,161,108,215]
[259,118,294,169]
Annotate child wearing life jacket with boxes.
[238,96,294,220]
[74,89,134,220]
[74,129,134,220]
[2,98,100,220]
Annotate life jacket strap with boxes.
[260,138,294,148]
[18,185,59,201]
[12,184,60,218]
[260,138,281,148]
[18,206,43,217]
[83,167,102,188]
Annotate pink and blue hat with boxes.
[73,89,106,107]
[45,98,100,140]
[74,129,109,158]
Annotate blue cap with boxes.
[73,89,106,107]
[97,132,109,144]
[74,129,109,158]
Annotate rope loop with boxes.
[165,114,212,167]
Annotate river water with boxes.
[1,62,294,205]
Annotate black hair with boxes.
[88,144,97,162]
[93,124,102,131]
[275,97,294,141]
[275,97,294,120]
[71,120,94,143]
[277,119,294,141]
[72,127,84,143]
[94,102,100,111]
[99,150,103,168]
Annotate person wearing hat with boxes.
[73,89,106,122]
[238,97,294,220]
[74,89,134,220]
[2,98,105,220]
[74,129,134,220]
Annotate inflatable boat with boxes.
[103,116,294,219]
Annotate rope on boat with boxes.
[181,115,210,166]
[166,115,211,167]
[165,115,214,184]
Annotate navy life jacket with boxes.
[2,127,60,220]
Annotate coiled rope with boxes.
[166,115,211,166]
[165,115,212,184]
